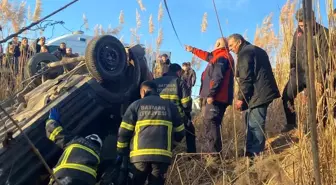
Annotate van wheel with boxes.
[85,35,127,82]
[27,53,63,85]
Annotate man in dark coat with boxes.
[53,42,67,60]
[8,37,21,58]
[281,8,329,132]
[228,34,280,158]
[181,62,197,92]
[33,36,49,53]
[185,37,234,153]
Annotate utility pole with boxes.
[303,0,321,184]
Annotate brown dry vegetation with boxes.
[166,0,336,184]
[0,0,42,99]
[0,0,335,184]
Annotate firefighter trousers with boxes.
[131,162,169,185]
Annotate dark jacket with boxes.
[290,23,329,83]
[152,72,192,117]
[8,41,21,57]
[46,119,101,185]
[236,41,280,110]
[181,68,196,89]
[53,48,66,60]
[192,47,234,104]
[32,38,49,53]
[117,92,185,164]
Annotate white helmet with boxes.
[85,134,103,148]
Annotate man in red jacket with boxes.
[185,38,234,152]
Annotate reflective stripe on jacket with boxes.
[46,119,101,185]
[152,72,192,117]
[117,93,185,164]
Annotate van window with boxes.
[48,45,59,53]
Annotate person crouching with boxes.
[46,108,103,185]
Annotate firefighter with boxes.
[46,108,102,185]
[152,63,196,153]
[117,81,185,185]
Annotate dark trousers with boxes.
[203,101,228,152]
[131,162,169,185]
[282,73,306,126]
[282,72,331,127]
[184,112,196,153]
[245,104,269,155]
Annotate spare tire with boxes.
[27,53,63,85]
[85,35,127,82]
[27,52,60,77]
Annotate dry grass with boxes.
[158,2,164,22]
[0,0,335,184]
[166,1,336,185]
[156,28,163,50]
[201,12,208,33]
[148,14,154,34]
[94,24,99,36]
[243,29,249,41]
[119,10,125,25]
[191,54,202,70]
[254,13,279,57]
[0,0,41,98]
[136,8,141,29]
[82,13,89,31]
[136,0,146,12]
[32,0,42,22]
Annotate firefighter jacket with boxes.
[45,119,101,185]
[192,47,234,104]
[152,72,192,118]
[117,92,185,164]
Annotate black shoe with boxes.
[281,124,297,133]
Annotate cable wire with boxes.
[163,0,184,48]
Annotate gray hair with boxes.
[228,34,245,43]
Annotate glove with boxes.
[49,108,60,122]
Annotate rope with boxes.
[212,0,225,43]
[162,0,184,48]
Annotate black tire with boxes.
[27,53,63,86]
[27,52,60,77]
[85,35,127,81]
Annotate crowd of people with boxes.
[0,35,78,81]
[42,7,336,185]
